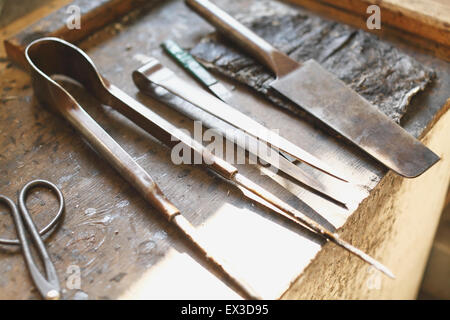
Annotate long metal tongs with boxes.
[26,37,259,299]
[26,38,393,283]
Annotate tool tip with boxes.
[369,259,396,279]
[333,235,395,279]
[46,289,61,300]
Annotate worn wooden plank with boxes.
[283,105,450,299]
[290,0,450,47]
[0,0,448,300]
[2,0,331,300]
[286,0,450,60]
[3,0,157,68]
[0,0,70,58]
[0,0,55,29]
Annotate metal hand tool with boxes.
[0,179,64,300]
[161,40,233,106]
[26,37,393,280]
[135,49,352,206]
[142,45,350,183]
[185,0,440,178]
[160,40,295,162]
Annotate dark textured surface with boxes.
[191,0,435,124]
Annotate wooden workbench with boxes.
[0,0,449,299]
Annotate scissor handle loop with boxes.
[0,180,64,245]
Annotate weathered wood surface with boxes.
[285,105,450,299]
[0,0,70,58]
[3,0,158,68]
[282,0,450,62]
[0,0,54,29]
[0,0,449,300]
[286,0,450,48]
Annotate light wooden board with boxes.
[284,100,450,299]
[0,0,70,58]
[284,0,450,61]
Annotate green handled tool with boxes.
[162,39,232,101]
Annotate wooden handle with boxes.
[185,0,300,77]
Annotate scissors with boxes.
[0,179,64,300]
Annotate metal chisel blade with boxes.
[185,0,440,179]
[136,51,353,204]
[271,60,440,178]
[212,84,298,164]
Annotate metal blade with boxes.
[147,84,352,205]
[161,39,300,165]
[271,59,440,178]
[146,67,350,182]
[221,91,299,164]
[208,82,233,101]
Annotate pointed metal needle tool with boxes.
[131,67,393,278]
[231,174,395,279]
[157,41,393,277]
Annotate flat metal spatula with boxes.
[185,0,440,178]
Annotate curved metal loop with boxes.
[25,37,112,110]
[0,195,21,245]
[0,179,65,245]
